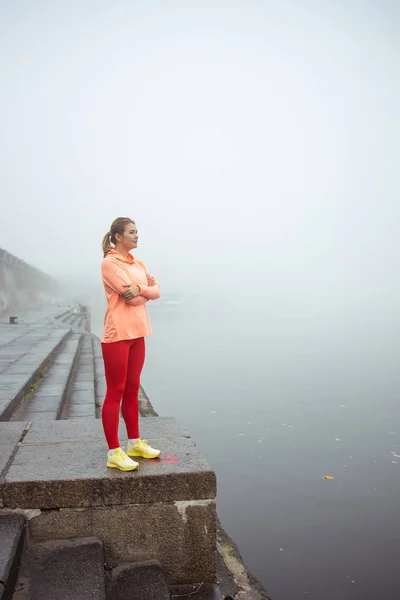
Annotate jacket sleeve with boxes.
[101,258,148,306]
[125,296,149,306]
[137,262,161,300]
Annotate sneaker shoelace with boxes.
[116,449,130,461]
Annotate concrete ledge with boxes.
[1,418,213,509]
[0,417,217,584]
[3,436,216,509]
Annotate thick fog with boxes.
[1,0,399,316]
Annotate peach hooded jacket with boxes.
[101,249,160,343]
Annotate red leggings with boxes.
[101,338,145,449]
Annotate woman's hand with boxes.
[121,284,141,301]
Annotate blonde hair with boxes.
[102,217,135,257]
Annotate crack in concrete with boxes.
[0,421,31,482]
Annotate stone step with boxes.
[0,326,54,370]
[69,315,80,328]
[77,315,87,329]
[106,560,170,600]
[91,335,105,416]
[71,314,84,328]
[64,333,96,420]
[54,308,89,332]
[13,334,82,422]
[0,513,26,600]
[53,309,71,322]
[12,537,105,600]
[0,328,70,421]
[56,312,73,325]
[57,310,79,327]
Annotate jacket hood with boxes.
[106,249,134,264]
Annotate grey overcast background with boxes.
[1,0,399,306]
[2,2,400,598]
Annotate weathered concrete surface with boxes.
[169,583,222,599]
[0,327,70,421]
[28,500,216,584]
[3,435,215,509]
[68,390,95,402]
[0,306,94,424]
[12,334,82,422]
[0,417,217,584]
[12,537,105,600]
[17,412,56,424]
[106,560,170,600]
[68,404,96,417]
[71,381,95,392]
[91,335,106,414]
[0,423,28,509]
[20,416,190,444]
[0,422,27,477]
[19,395,60,411]
[0,513,26,600]
[66,335,97,420]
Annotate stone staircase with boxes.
[61,332,97,420]
[0,304,156,425]
[0,326,69,422]
[0,306,97,424]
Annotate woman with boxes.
[101,217,161,471]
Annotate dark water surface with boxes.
[91,295,400,600]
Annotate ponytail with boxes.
[102,217,135,257]
[102,231,112,257]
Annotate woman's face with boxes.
[117,222,138,251]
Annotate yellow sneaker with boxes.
[107,448,139,471]
[127,439,161,459]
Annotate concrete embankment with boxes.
[0,248,63,314]
[0,304,270,600]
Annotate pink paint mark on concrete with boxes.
[150,452,180,465]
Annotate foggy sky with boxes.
[1,1,399,311]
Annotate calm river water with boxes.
[91,293,400,600]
